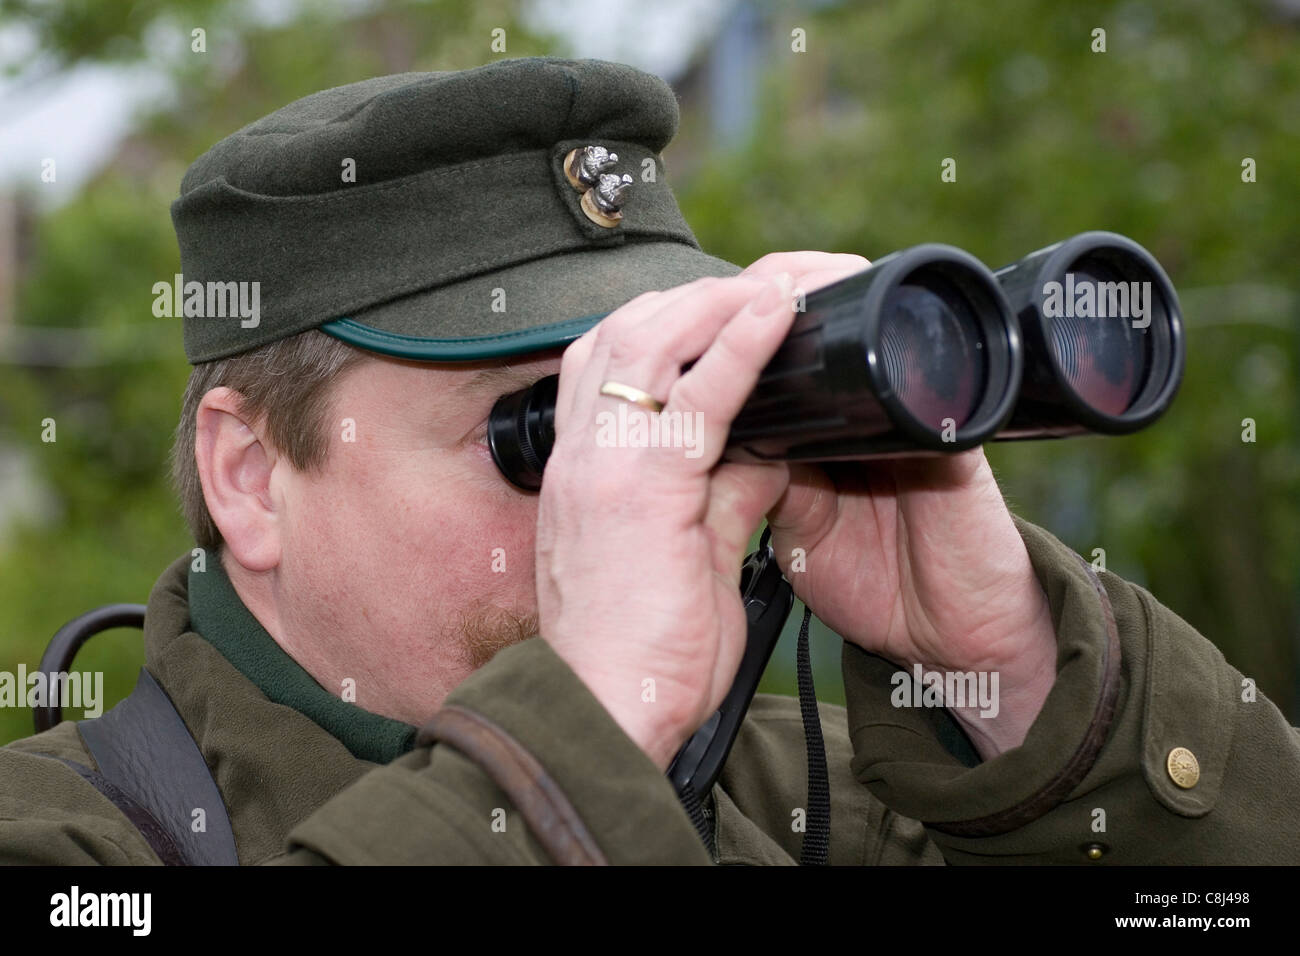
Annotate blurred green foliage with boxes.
[0,0,1296,746]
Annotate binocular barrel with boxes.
[723,244,1021,462]
[487,232,1184,491]
[994,231,1184,438]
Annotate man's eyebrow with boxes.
[456,366,543,398]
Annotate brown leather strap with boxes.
[928,555,1123,838]
[417,705,609,865]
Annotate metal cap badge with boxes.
[564,145,632,227]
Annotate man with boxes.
[2,57,1297,865]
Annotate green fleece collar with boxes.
[187,559,416,764]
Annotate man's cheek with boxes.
[478,517,536,578]
[453,505,539,601]
[382,494,530,566]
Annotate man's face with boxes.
[264,348,563,726]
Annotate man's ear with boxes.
[195,386,282,573]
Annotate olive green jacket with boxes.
[2,517,1297,864]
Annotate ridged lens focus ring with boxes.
[878,280,988,432]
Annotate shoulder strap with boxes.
[48,756,189,865]
[69,667,239,866]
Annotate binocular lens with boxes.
[994,231,1183,437]
[879,279,988,431]
[1044,260,1146,417]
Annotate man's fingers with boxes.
[704,461,790,582]
[743,251,870,280]
[668,273,798,467]
[568,276,774,437]
[611,276,771,386]
[555,287,671,431]
[556,280,721,430]
[791,266,877,298]
[744,254,872,319]
[765,462,839,555]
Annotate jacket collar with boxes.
[185,555,416,764]
[139,553,411,863]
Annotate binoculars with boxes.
[488,231,1184,490]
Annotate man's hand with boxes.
[750,252,1059,760]
[535,253,1058,771]
[535,274,801,769]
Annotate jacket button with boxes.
[1166,747,1200,788]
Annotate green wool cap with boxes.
[170,56,740,364]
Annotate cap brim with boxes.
[320,241,741,361]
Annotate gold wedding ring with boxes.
[599,380,665,413]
